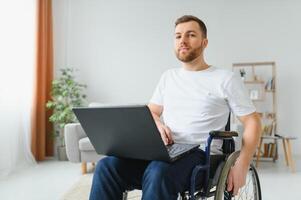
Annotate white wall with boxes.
[53,0,301,154]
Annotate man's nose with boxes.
[180,36,188,45]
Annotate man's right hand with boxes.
[155,121,174,145]
[147,103,173,145]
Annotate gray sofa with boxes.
[64,122,104,174]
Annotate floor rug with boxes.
[61,174,141,200]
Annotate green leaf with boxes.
[46,67,88,132]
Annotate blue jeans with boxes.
[89,149,205,200]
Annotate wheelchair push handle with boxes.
[209,131,238,139]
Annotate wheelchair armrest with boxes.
[209,131,238,139]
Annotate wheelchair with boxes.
[123,118,262,200]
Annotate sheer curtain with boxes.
[0,1,37,178]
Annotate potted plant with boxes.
[46,68,87,160]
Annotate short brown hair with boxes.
[175,15,207,38]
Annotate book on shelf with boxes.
[262,118,276,136]
[265,77,275,91]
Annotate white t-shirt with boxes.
[150,66,256,154]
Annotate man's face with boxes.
[174,21,208,63]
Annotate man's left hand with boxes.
[226,156,250,196]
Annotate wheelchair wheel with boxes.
[214,151,262,200]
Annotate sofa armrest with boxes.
[64,123,87,162]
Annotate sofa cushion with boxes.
[79,137,95,151]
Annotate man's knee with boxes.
[143,161,171,184]
[142,161,179,199]
[95,156,120,174]
[91,157,126,200]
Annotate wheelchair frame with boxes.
[123,131,262,200]
[180,131,262,200]
[123,115,262,200]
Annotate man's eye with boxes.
[175,36,181,39]
[189,34,195,37]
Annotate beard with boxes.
[175,44,203,63]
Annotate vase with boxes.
[57,146,68,161]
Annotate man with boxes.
[89,15,261,200]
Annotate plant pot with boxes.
[57,146,68,161]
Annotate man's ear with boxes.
[202,38,208,48]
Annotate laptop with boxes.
[73,105,199,162]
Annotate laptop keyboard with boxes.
[166,143,192,156]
